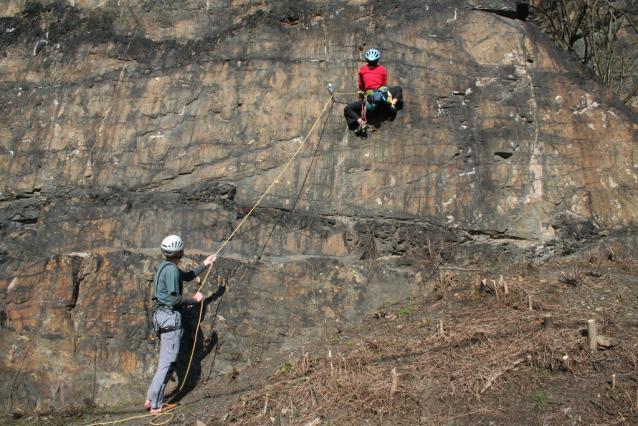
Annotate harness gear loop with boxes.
[361,100,367,125]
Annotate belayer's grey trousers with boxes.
[146,309,183,409]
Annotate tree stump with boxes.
[587,319,598,353]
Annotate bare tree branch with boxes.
[531,0,638,106]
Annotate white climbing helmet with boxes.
[365,48,380,61]
[161,235,184,257]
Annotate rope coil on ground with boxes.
[85,405,178,426]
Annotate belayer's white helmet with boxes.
[161,235,184,257]
[365,48,380,62]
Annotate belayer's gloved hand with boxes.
[358,90,365,99]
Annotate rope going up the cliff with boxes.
[183,87,364,388]
[176,91,341,394]
[87,86,361,425]
[187,88,361,298]
[83,90,350,426]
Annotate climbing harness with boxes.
[364,86,393,112]
[152,307,181,333]
[85,88,359,426]
[359,86,393,128]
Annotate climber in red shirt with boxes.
[344,49,403,135]
[359,61,388,92]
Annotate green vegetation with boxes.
[273,361,292,376]
[610,387,620,401]
[532,365,551,377]
[397,302,416,318]
[531,390,549,409]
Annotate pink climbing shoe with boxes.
[150,402,179,414]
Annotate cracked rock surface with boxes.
[0,0,637,414]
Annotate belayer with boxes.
[144,235,217,413]
[344,48,403,135]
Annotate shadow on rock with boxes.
[348,101,404,137]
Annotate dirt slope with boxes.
[6,242,638,426]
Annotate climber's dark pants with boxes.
[343,86,403,128]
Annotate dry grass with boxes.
[221,270,638,425]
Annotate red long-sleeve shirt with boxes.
[359,64,388,91]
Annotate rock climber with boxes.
[144,235,217,413]
[344,48,403,135]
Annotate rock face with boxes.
[0,0,637,414]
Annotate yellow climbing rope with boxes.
[85,404,179,426]
[177,93,337,393]
[85,90,354,426]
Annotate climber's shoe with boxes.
[150,402,179,413]
[355,124,369,135]
[144,399,152,410]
